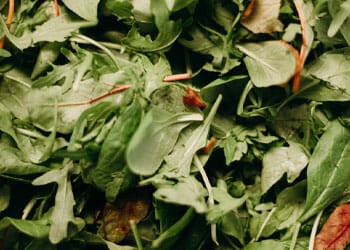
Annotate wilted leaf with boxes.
[240,0,283,34]
[102,188,152,243]
[314,203,350,250]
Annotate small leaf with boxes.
[237,41,297,87]
[261,142,309,194]
[240,0,284,34]
[314,204,350,250]
[153,176,208,213]
[61,0,100,22]
[299,120,350,223]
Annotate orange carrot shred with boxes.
[202,136,217,154]
[53,0,60,16]
[242,0,256,20]
[163,73,192,82]
[0,0,15,48]
[292,0,308,93]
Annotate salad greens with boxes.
[0,0,349,249]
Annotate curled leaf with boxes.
[314,204,350,250]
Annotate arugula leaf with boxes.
[32,162,84,244]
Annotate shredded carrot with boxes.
[276,40,301,88]
[162,73,192,82]
[242,0,256,20]
[201,136,217,154]
[292,0,308,93]
[53,0,60,17]
[0,0,15,48]
[182,86,206,109]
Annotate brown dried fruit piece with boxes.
[102,188,152,243]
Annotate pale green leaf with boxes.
[153,176,208,213]
[61,0,100,22]
[261,142,308,194]
[126,109,203,176]
[237,41,297,87]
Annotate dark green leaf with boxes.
[299,120,350,222]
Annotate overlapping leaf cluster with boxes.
[0,0,349,249]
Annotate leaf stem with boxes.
[130,220,143,250]
[151,208,195,249]
[255,207,277,242]
[289,221,301,250]
[308,210,323,250]
[71,34,121,68]
[194,154,218,246]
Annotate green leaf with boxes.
[305,48,350,95]
[0,216,50,239]
[126,108,203,176]
[121,0,183,52]
[299,120,350,223]
[236,41,297,87]
[328,0,350,45]
[0,143,48,175]
[261,142,309,194]
[206,183,247,223]
[153,176,207,213]
[0,184,10,212]
[61,0,100,22]
[32,163,84,244]
[92,99,142,193]
[162,95,222,175]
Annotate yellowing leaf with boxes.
[240,0,283,34]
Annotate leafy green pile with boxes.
[0,0,349,249]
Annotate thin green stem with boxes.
[194,154,218,245]
[130,220,143,250]
[151,208,195,249]
[289,222,301,250]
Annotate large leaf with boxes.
[237,41,297,87]
[299,120,350,222]
[314,203,350,250]
[126,108,203,176]
[328,0,350,45]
